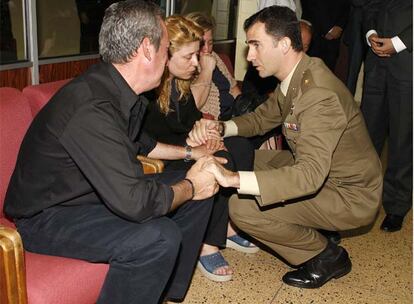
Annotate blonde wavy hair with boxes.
[157,15,203,114]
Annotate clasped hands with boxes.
[185,118,223,157]
[186,154,237,200]
[185,119,237,200]
[368,33,396,57]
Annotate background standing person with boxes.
[361,0,412,232]
[4,1,222,303]
[188,6,382,289]
[301,0,350,71]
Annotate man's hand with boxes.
[202,157,240,188]
[206,138,226,151]
[188,118,221,145]
[325,26,343,40]
[186,156,220,200]
[191,141,226,160]
[368,33,380,47]
[370,36,395,57]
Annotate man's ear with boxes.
[281,37,292,54]
[141,37,153,61]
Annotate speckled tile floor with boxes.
[169,84,413,304]
[174,206,412,304]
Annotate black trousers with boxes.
[15,171,214,304]
[162,141,254,248]
[163,149,238,248]
[361,62,413,217]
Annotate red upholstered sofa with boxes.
[0,81,163,303]
[0,85,109,304]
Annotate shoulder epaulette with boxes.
[300,69,316,94]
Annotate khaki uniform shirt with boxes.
[232,55,382,211]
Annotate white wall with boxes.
[234,0,257,80]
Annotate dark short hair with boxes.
[99,0,164,64]
[244,6,303,51]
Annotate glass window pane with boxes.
[37,0,117,59]
[153,0,167,13]
[0,0,26,64]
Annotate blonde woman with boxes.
[143,15,257,283]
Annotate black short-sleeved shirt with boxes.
[4,62,173,222]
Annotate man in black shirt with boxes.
[4,1,222,303]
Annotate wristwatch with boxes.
[184,145,192,162]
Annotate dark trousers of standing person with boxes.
[15,170,214,304]
[361,62,413,218]
[343,6,367,95]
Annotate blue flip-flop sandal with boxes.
[197,251,232,282]
[226,235,260,254]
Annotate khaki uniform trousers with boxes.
[229,150,372,266]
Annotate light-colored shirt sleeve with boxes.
[391,36,407,53]
[238,171,261,195]
[223,120,238,138]
[365,29,377,46]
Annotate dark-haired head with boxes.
[244,5,303,52]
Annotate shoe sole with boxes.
[197,261,233,282]
[284,260,352,289]
[226,239,260,254]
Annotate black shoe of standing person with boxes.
[318,229,341,245]
[380,214,404,232]
[282,243,352,289]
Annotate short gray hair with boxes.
[99,0,164,64]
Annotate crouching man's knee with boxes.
[229,194,260,232]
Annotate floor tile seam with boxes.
[269,282,284,304]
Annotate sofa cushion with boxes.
[26,252,108,304]
[23,79,71,117]
[0,88,33,219]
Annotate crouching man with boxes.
[189,6,382,289]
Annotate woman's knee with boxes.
[224,136,254,171]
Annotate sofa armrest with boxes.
[137,155,164,174]
[0,225,28,304]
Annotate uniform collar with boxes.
[280,59,301,96]
[278,54,311,119]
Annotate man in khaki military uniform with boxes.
[189,6,383,289]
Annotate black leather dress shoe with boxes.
[282,243,352,289]
[318,229,341,244]
[380,214,404,232]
